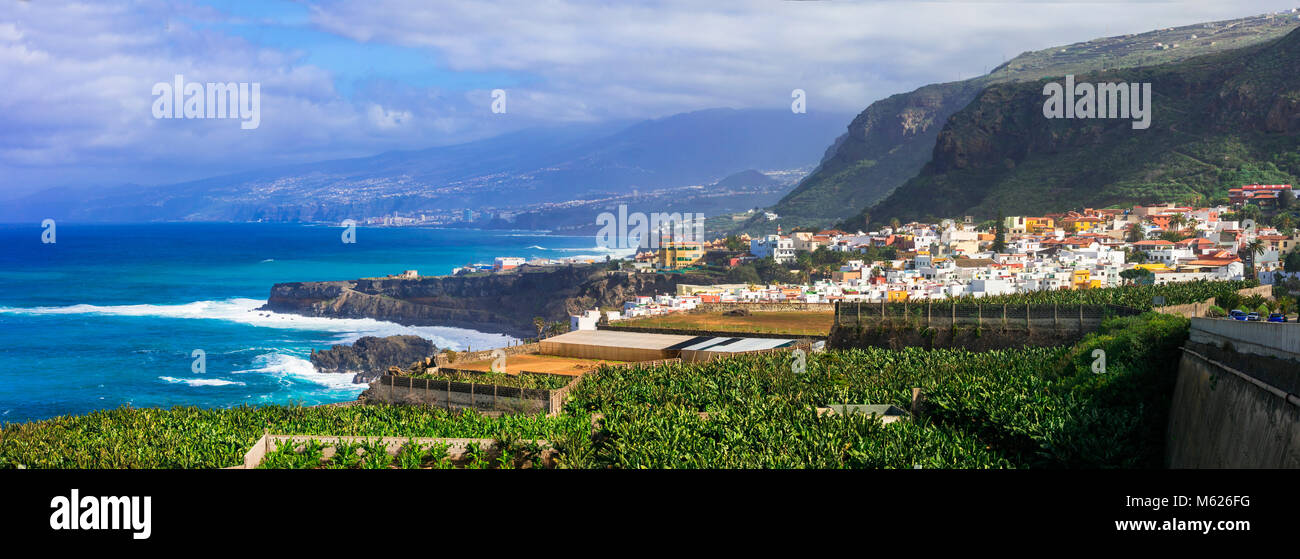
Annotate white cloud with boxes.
[1,0,1297,193]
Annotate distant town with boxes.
[423,184,1299,325]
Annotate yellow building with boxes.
[1134,263,1170,272]
[656,241,703,269]
[1071,269,1101,289]
[886,289,909,302]
[1025,217,1055,234]
[1061,217,1104,233]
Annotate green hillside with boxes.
[845,26,1300,228]
[770,11,1300,229]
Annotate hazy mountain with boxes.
[3,108,848,223]
[713,169,781,189]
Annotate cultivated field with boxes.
[451,354,624,376]
[617,310,834,336]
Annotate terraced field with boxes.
[615,310,834,337]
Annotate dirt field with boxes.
[452,354,625,376]
[617,311,834,336]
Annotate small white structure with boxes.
[570,309,602,331]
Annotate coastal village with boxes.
[311,184,1297,450]
[441,185,1297,325]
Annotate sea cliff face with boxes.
[263,265,716,338]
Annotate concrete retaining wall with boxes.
[1166,347,1300,468]
[1188,318,1300,362]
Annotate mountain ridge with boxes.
[841,26,1300,229]
[3,108,849,223]
[770,11,1300,228]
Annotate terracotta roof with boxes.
[1185,258,1238,266]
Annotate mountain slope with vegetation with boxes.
[845,26,1300,229]
[773,11,1300,228]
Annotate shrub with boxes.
[1206,305,1227,318]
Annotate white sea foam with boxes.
[526,245,547,250]
[554,245,625,252]
[0,298,515,350]
[231,352,362,392]
[159,376,245,387]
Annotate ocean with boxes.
[0,222,622,423]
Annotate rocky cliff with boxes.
[849,27,1300,226]
[263,265,719,338]
[310,335,436,383]
[773,12,1300,227]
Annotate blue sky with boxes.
[2,0,1298,196]
[190,0,529,98]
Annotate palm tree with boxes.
[1246,238,1265,278]
[533,317,546,341]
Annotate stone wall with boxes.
[1166,346,1300,468]
[1155,285,1276,318]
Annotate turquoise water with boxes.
[0,223,620,422]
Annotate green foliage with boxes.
[848,29,1300,225]
[563,312,1186,468]
[938,280,1255,309]
[724,263,762,284]
[1119,267,1155,285]
[780,17,1299,225]
[0,312,1199,469]
[1285,251,1300,273]
[409,370,571,390]
[0,405,587,469]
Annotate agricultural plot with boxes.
[616,310,835,336]
[252,436,554,469]
[448,354,623,377]
[563,311,1190,468]
[946,279,1258,309]
[0,312,1189,469]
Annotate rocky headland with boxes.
[309,335,436,383]
[262,264,722,339]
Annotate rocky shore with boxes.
[309,335,436,383]
[261,264,721,338]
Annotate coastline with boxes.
[260,264,721,341]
